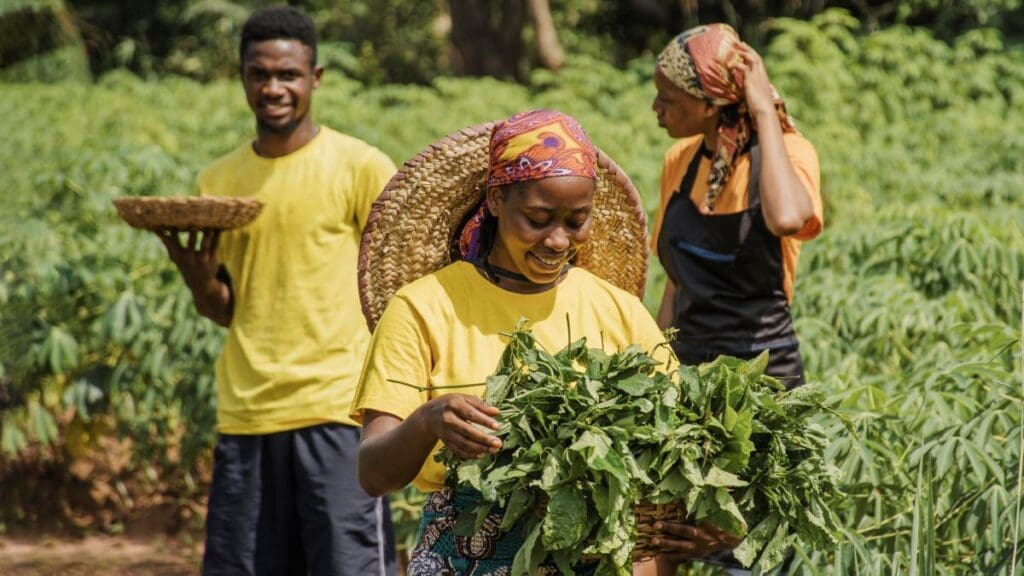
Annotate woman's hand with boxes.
[732,43,776,119]
[423,394,502,459]
[650,520,741,561]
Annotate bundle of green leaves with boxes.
[439,325,842,575]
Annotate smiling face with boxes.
[242,39,322,135]
[652,67,717,139]
[486,176,595,285]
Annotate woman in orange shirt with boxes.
[646,23,824,575]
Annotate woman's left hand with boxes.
[732,43,776,118]
[650,520,741,561]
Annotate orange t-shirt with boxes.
[651,133,823,301]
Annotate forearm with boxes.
[656,277,675,330]
[359,409,440,497]
[187,276,233,327]
[753,109,814,237]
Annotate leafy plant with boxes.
[441,325,842,575]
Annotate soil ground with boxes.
[0,534,202,575]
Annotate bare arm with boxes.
[358,395,502,497]
[733,44,815,238]
[157,229,233,327]
[656,277,676,330]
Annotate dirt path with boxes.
[0,535,201,576]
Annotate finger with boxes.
[209,230,221,254]
[200,229,214,253]
[157,231,180,255]
[456,398,501,430]
[698,523,741,546]
[650,535,700,558]
[442,431,494,459]
[187,230,199,252]
[463,395,501,417]
[654,522,715,545]
[448,413,502,451]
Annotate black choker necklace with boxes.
[700,145,714,159]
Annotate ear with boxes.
[703,101,720,121]
[312,64,324,89]
[485,186,504,217]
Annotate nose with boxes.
[263,77,285,97]
[543,226,572,253]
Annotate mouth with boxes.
[527,251,566,271]
[260,103,293,119]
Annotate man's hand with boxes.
[155,228,232,326]
[157,229,221,288]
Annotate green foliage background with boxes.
[1,8,1023,575]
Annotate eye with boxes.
[527,217,548,229]
[566,217,588,230]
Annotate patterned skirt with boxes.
[406,486,597,576]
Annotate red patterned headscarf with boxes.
[459,109,597,260]
[657,24,796,212]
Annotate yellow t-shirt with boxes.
[350,261,670,492]
[651,133,823,301]
[199,127,396,434]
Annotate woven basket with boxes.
[358,122,649,331]
[113,196,264,231]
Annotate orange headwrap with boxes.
[657,24,796,212]
[459,109,597,260]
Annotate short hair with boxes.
[239,5,317,66]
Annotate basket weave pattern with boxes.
[113,196,264,231]
[358,122,648,331]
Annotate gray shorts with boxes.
[202,423,396,576]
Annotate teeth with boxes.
[532,253,562,267]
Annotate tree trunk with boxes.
[526,0,563,70]
[448,0,524,80]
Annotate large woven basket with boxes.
[113,196,264,231]
[358,122,649,331]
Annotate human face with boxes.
[242,39,322,135]
[652,67,716,139]
[487,176,595,285]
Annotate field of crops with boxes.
[2,10,1023,574]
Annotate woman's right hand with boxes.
[423,394,502,459]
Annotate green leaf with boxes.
[704,466,748,488]
[510,519,544,576]
[542,485,588,550]
[734,513,781,567]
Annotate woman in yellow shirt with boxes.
[351,109,734,574]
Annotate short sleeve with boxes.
[783,133,823,241]
[629,297,676,369]
[353,147,397,230]
[350,293,433,423]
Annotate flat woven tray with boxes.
[113,196,264,231]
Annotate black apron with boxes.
[657,141,805,388]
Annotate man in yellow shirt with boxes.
[157,6,396,575]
